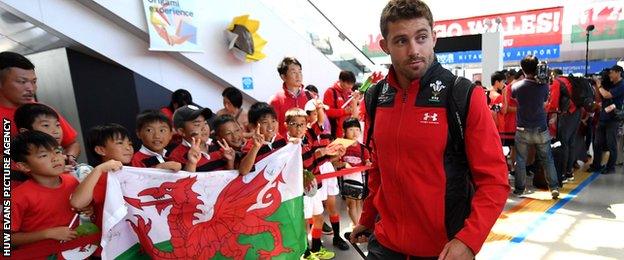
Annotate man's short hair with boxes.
[213,114,237,134]
[14,103,59,130]
[11,131,58,163]
[248,102,277,126]
[342,118,361,131]
[0,51,35,81]
[339,70,356,84]
[491,71,506,86]
[87,123,130,163]
[551,68,563,77]
[285,108,307,123]
[380,0,433,38]
[514,69,524,80]
[520,55,539,75]
[222,87,243,109]
[277,57,302,76]
[136,110,172,131]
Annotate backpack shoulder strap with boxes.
[364,79,386,147]
[446,76,475,153]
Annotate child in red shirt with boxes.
[168,105,233,172]
[10,131,89,254]
[130,110,182,171]
[337,118,371,228]
[243,102,287,161]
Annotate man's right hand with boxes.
[45,226,78,241]
[349,224,370,243]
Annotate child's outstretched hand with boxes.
[157,161,182,172]
[97,159,123,173]
[45,226,78,241]
[217,139,235,161]
[187,137,202,165]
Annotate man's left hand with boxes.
[438,239,474,260]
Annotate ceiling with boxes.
[0,8,72,55]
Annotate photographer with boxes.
[588,65,624,174]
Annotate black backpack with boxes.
[555,78,571,113]
[566,75,595,111]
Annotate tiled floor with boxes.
[325,166,624,259]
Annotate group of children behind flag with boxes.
[9,63,370,260]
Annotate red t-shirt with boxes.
[269,84,312,137]
[323,82,353,138]
[341,142,371,167]
[0,103,78,147]
[501,85,517,139]
[11,173,79,251]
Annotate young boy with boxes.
[284,107,339,260]
[168,105,234,172]
[14,103,79,166]
[337,118,371,228]
[212,114,262,176]
[10,131,89,253]
[244,102,287,161]
[131,110,182,171]
[70,124,131,231]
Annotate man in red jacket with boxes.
[269,57,312,136]
[350,1,509,259]
[324,70,359,138]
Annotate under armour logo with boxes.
[423,113,438,121]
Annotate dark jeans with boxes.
[591,120,620,170]
[367,234,437,260]
[515,127,559,191]
[553,110,581,183]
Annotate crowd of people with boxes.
[486,57,624,198]
[4,0,622,259]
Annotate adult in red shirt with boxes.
[0,51,80,159]
[323,70,359,138]
[269,57,312,137]
[546,70,581,185]
[350,1,509,259]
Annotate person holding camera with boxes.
[511,55,560,199]
[588,65,624,174]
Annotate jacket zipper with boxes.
[395,87,408,247]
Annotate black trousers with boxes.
[591,120,620,170]
[553,110,581,184]
[366,234,438,260]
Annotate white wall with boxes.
[0,0,340,111]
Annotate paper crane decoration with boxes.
[226,15,267,62]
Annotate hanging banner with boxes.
[571,1,624,43]
[436,45,560,64]
[142,0,203,52]
[433,7,563,48]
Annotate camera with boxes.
[536,61,549,84]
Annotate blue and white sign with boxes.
[242,77,253,90]
[437,45,561,64]
[549,60,617,75]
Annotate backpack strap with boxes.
[364,79,386,147]
[446,76,475,154]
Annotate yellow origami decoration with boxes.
[226,15,267,62]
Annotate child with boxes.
[14,103,79,166]
[285,107,337,260]
[244,102,287,161]
[168,105,234,172]
[213,114,262,176]
[70,124,131,229]
[337,118,371,228]
[10,131,89,253]
[131,110,182,171]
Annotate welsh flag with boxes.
[101,144,305,259]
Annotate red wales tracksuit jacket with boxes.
[360,63,510,256]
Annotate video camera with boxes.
[536,61,549,84]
